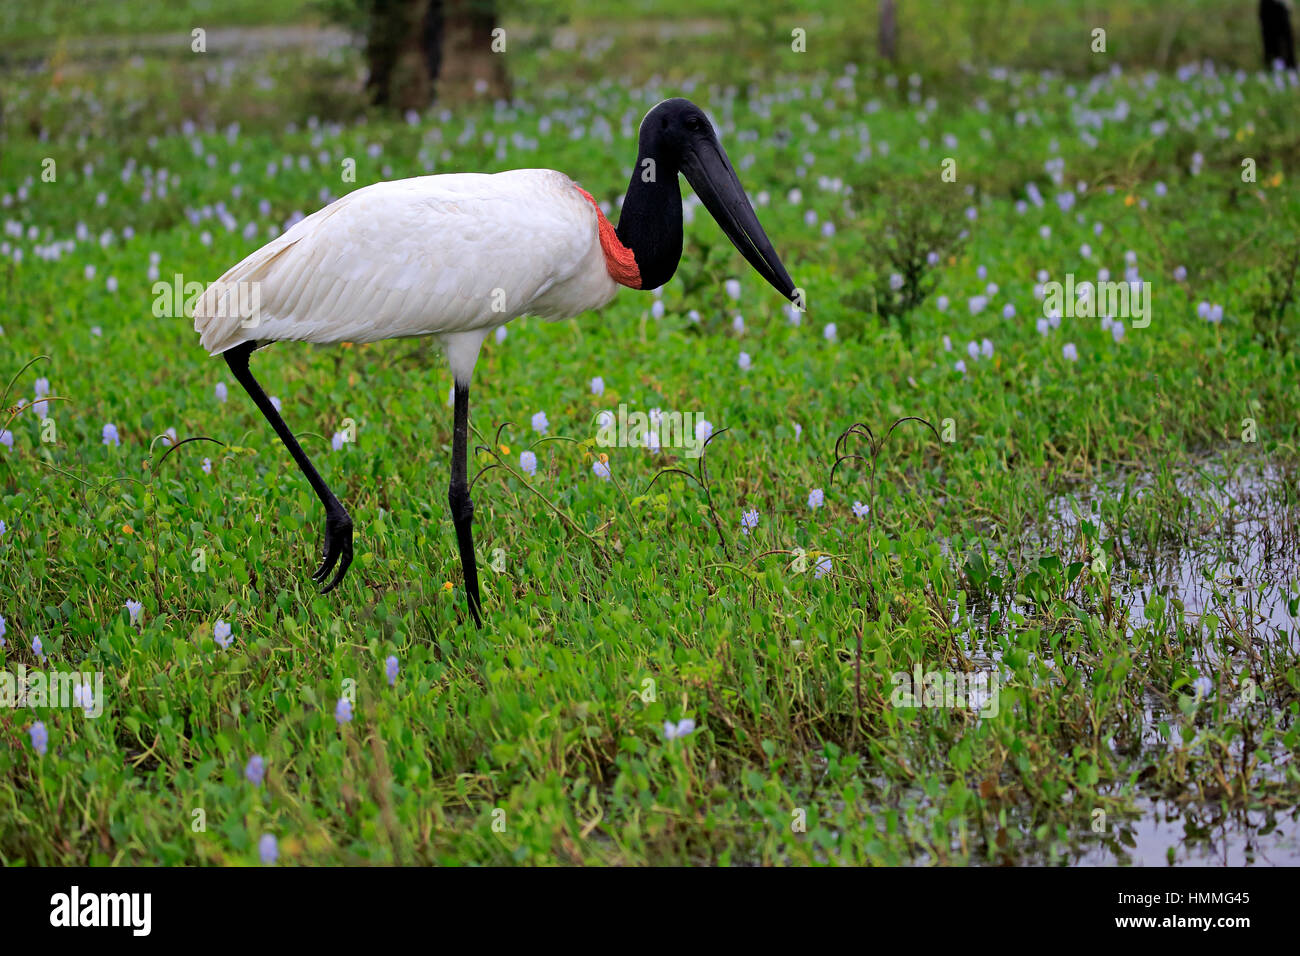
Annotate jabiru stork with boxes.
[194,98,798,627]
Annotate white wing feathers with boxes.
[194,170,611,356]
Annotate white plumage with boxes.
[194,169,619,380]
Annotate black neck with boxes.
[615,133,682,291]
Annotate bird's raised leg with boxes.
[223,341,354,592]
[449,380,483,627]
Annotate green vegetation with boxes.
[1,1,1297,864]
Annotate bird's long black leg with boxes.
[449,380,483,627]
[223,341,354,592]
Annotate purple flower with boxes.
[1063,343,1079,362]
[531,411,549,435]
[385,655,399,686]
[590,376,605,396]
[29,721,48,756]
[592,460,611,481]
[519,450,537,476]
[102,423,120,447]
[214,619,232,649]
[245,755,266,785]
[741,509,759,535]
[334,697,353,724]
[215,382,228,403]
[808,488,824,509]
[258,833,278,864]
[663,718,696,740]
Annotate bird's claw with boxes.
[312,511,354,593]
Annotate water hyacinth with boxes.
[29,721,48,756]
[531,411,549,435]
[823,323,837,342]
[32,635,46,662]
[741,508,759,535]
[663,717,696,740]
[590,376,604,396]
[807,487,824,509]
[1063,342,1079,362]
[814,556,833,579]
[213,619,232,649]
[385,655,399,686]
[258,833,278,865]
[245,754,266,785]
[0,613,6,647]
[215,382,227,403]
[852,501,870,518]
[334,697,353,724]
[519,450,537,476]
[125,599,143,626]
[737,351,751,371]
[724,278,741,300]
[202,457,213,474]
[592,459,611,481]
[102,423,120,446]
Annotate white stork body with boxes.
[195,169,621,381]
[198,98,797,625]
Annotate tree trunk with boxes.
[438,0,510,101]
[363,0,505,110]
[1260,0,1297,69]
[879,0,897,63]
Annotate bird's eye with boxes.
[685,115,704,131]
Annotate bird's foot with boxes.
[312,508,354,593]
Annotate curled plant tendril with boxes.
[644,426,731,558]
[471,420,611,564]
[828,415,941,729]
[156,435,226,468]
[469,420,513,492]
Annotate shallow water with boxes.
[963,453,1299,865]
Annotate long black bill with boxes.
[682,137,797,302]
